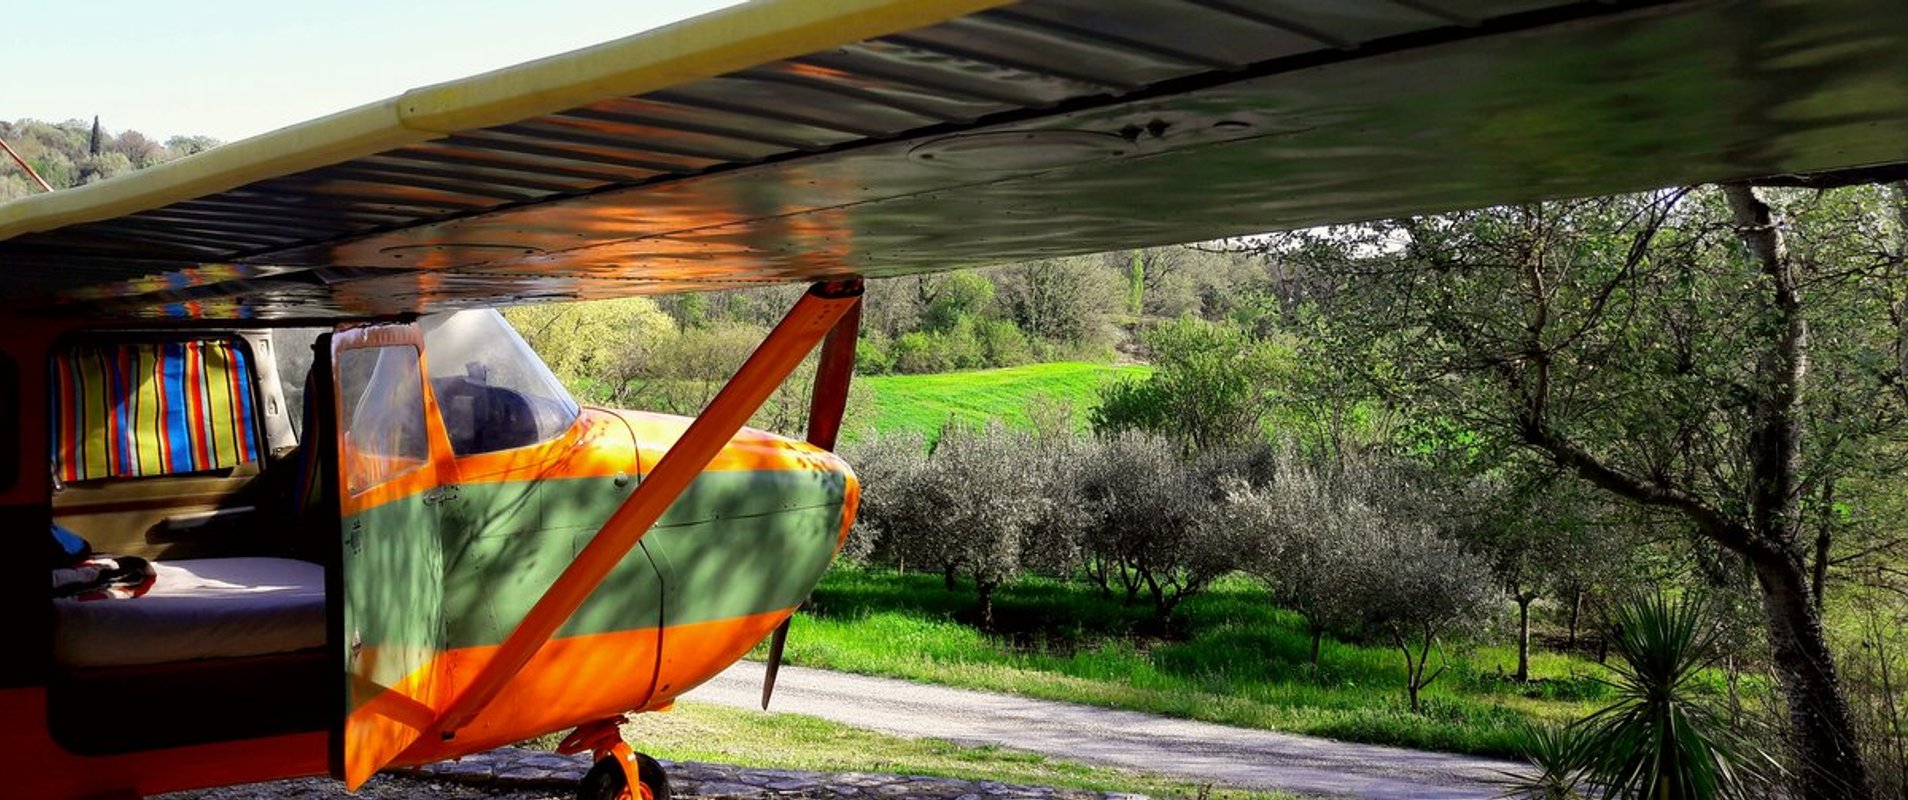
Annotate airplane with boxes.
[3,1,1907,798]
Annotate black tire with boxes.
[577,751,672,800]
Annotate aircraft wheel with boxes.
[578,750,671,800]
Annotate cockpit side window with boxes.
[419,309,581,456]
[337,345,429,495]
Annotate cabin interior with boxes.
[45,326,335,755]
[39,312,574,757]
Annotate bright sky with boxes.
[7,0,741,143]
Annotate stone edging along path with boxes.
[410,746,1148,800]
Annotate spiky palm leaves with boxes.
[1501,594,1782,800]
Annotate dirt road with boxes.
[684,662,1523,800]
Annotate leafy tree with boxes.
[929,425,1052,628]
[1019,433,1093,576]
[164,134,221,157]
[892,330,955,374]
[973,318,1032,367]
[853,425,1049,627]
[1315,186,1908,797]
[921,272,996,333]
[1228,446,1370,665]
[502,297,675,405]
[75,151,134,184]
[1091,318,1293,451]
[995,256,1114,344]
[1231,440,1495,709]
[1124,246,1202,317]
[841,431,932,566]
[854,330,895,375]
[28,150,73,189]
[1456,471,1606,682]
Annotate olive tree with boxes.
[1078,432,1239,619]
[1226,448,1363,665]
[1342,517,1498,714]
[838,431,931,565]
[923,425,1051,628]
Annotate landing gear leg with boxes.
[560,717,673,800]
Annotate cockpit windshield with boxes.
[419,309,580,456]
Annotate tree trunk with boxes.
[1515,596,1533,683]
[1753,552,1876,800]
[1812,479,1835,612]
[943,565,958,592]
[1398,642,1418,714]
[1566,588,1583,650]
[1726,184,1875,800]
[976,581,996,632]
[1309,626,1324,666]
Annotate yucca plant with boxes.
[1496,723,1593,799]
[1574,593,1783,800]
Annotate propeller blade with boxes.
[761,617,791,709]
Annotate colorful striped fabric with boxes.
[52,340,260,482]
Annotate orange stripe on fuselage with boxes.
[343,407,846,516]
[376,609,791,768]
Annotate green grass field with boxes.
[614,703,1290,799]
[771,567,1614,759]
[848,362,1150,441]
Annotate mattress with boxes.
[54,557,326,669]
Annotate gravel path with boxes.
[158,749,1138,800]
[684,662,1523,800]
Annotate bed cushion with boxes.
[54,557,326,668]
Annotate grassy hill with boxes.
[849,362,1150,441]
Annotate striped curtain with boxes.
[52,340,260,482]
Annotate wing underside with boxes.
[5,0,1908,319]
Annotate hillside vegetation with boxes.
[849,362,1150,441]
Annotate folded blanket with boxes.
[53,555,157,601]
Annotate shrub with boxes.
[975,318,1034,367]
[1088,317,1293,451]
[892,331,954,374]
[855,331,895,375]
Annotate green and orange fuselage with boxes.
[346,405,858,773]
[0,397,855,799]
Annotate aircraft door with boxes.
[419,309,668,734]
[331,325,455,789]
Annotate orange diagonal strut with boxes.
[762,295,861,708]
[433,279,865,737]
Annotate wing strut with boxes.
[432,278,864,738]
[763,295,861,709]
